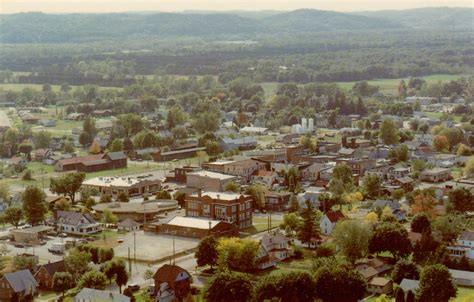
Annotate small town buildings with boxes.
[166,166,201,183]
[33,148,52,161]
[220,136,257,150]
[251,170,277,186]
[34,260,66,290]
[264,191,292,211]
[155,216,238,238]
[117,218,141,232]
[320,210,345,235]
[239,126,268,135]
[153,264,192,301]
[0,269,38,301]
[74,288,130,302]
[186,170,238,192]
[368,277,393,295]
[448,231,474,260]
[93,200,178,222]
[185,190,253,229]
[55,211,100,235]
[260,231,293,262]
[202,157,267,182]
[11,225,54,245]
[55,151,127,172]
[419,167,452,182]
[82,175,161,198]
[154,146,206,162]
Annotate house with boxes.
[155,216,239,238]
[117,218,141,232]
[55,211,100,235]
[357,266,379,281]
[264,191,292,211]
[368,277,393,295]
[394,176,414,192]
[33,148,52,162]
[239,126,268,135]
[185,190,253,229]
[356,258,393,275]
[74,288,130,302]
[55,151,127,172]
[251,170,277,186]
[186,170,238,192]
[399,279,420,298]
[300,163,326,181]
[0,269,38,301]
[448,231,474,260]
[221,136,257,150]
[387,166,410,180]
[448,269,474,287]
[154,265,192,302]
[320,210,345,235]
[256,242,276,270]
[82,175,161,198]
[420,168,452,183]
[38,119,56,127]
[34,260,66,290]
[260,231,293,262]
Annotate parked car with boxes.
[117,237,124,243]
[58,233,68,238]
[13,242,24,248]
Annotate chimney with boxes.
[198,187,202,198]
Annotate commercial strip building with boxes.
[82,175,161,198]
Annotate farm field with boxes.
[0,83,122,92]
[259,74,469,98]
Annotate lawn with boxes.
[424,111,462,123]
[453,286,474,301]
[242,216,284,234]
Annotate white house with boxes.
[251,170,277,186]
[56,211,100,235]
[320,210,345,235]
[448,231,474,260]
[260,231,293,262]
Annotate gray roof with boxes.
[107,151,127,161]
[118,218,141,227]
[57,211,96,226]
[399,279,419,293]
[449,269,474,281]
[4,269,38,294]
[459,231,474,241]
[75,288,130,302]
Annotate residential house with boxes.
[0,269,38,302]
[256,242,276,270]
[419,167,452,183]
[320,210,345,235]
[357,266,379,282]
[300,163,326,182]
[260,231,293,261]
[34,260,66,290]
[387,166,410,180]
[33,148,52,162]
[185,190,253,229]
[399,279,420,299]
[264,191,292,211]
[117,218,141,232]
[74,288,130,302]
[55,211,100,235]
[368,277,393,295]
[449,269,474,287]
[153,264,192,302]
[251,170,277,186]
[448,231,474,260]
[394,176,414,192]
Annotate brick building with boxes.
[185,190,253,229]
[186,170,238,192]
[34,260,66,290]
[55,151,127,172]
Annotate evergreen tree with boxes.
[297,200,321,248]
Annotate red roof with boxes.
[325,210,345,223]
[57,154,103,166]
[153,264,190,284]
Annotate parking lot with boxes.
[114,230,199,262]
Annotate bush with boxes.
[316,243,336,258]
[293,245,304,259]
[22,169,33,181]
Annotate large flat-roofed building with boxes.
[55,151,127,172]
[185,190,253,229]
[420,167,452,183]
[11,226,54,245]
[155,216,239,238]
[202,157,267,181]
[93,200,178,222]
[82,175,161,198]
[186,170,238,192]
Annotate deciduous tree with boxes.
[50,172,86,204]
[205,270,253,302]
[22,186,47,226]
[77,270,107,290]
[332,219,371,263]
[196,236,218,269]
[416,264,457,302]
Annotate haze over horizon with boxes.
[1,0,472,14]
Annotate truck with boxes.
[48,242,66,254]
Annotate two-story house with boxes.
[34,260,66,290]
[0,270,38,302]
[320,210,345,235]
[55,211,100,235]
[449,231,474,260]
[154,264,192,302]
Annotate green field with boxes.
[259,74,469,97]
[0,83,122,92]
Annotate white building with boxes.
[449,231,474,260]
[320,210,345,235]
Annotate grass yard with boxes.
[424,111,463,123]
[242,216,284,234]
[453,286,474,301]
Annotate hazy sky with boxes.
[1,0,472,14]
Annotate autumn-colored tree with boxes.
[464,156,474,178]
[365,212,378,223]
[89,140,101,154]
[433,135,450,152]
[411,193,437,218]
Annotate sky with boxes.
[1,0,472,14]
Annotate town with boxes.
[0,3,473,302]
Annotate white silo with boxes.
[308,118,314,132]
[301,118,307,133]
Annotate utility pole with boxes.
[128,247,131,274]
[133,231,136,261]
[173,232,176,265]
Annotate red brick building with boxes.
[55,151,127,172]
[186,190,253,229]
[34,260,65,290]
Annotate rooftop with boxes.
[187,170,236,180]
[192,191,249,201]
[83,175,160,188]
[164,216,222,229]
